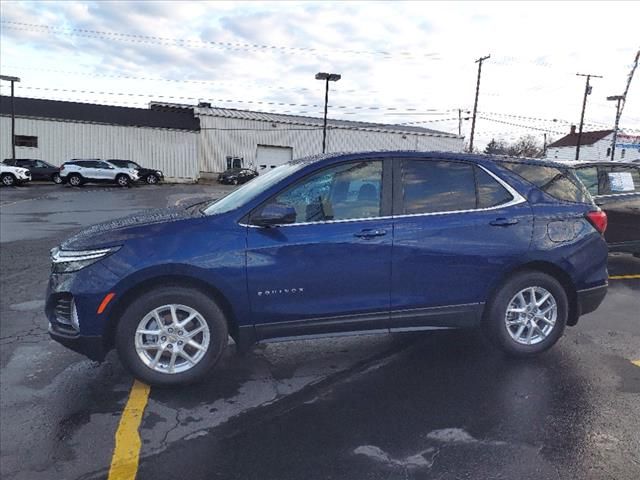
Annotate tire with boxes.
[52,173,63,184]
[146,174,158,185]
[68,173,83,187]
[115,286,229,386]
[116,174,130,187]
[483,271,568,356]
[232,179,238,185]
[1,173,16,186]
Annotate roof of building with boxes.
[547,129,613,148]
[195,106,460,138]
[0,96,200,131]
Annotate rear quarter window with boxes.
[502,162,591,204]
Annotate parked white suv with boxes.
[0,164,32,186]
[60,160,139,187]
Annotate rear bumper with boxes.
[577,283,608,317]
[48,325,106,361]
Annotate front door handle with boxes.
[354,228,387,238]
[490,218,519,227]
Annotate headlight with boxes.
[51,246,120,273]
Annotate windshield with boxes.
[204,163,304,215]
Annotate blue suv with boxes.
[46,152,609,386]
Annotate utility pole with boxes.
[0,75,21,161]
[458,109,462,136]
[575,73,602,160]
[469,55,490,153]
[543,133,547,156]
[607,95,624,160]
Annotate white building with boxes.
[546,125,640,162]
[1,95,464,182]
[195,105,464,174]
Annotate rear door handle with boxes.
[354,228,387,238]
[490,218,519,227]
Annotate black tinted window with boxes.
[573,167,599,196]
[475,167,513,208]
[503,162,590,203]
[599,165,640,194]
[402,160,476,214]
[260,160,382,223]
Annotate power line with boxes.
[0,84,455,115]
[478,116,566,135]
[0,21,441,60]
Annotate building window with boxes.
[226,156,243,169]
[621,149,626,159]
[13,135,38,148]
[606,147,611,157]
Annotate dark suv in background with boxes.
[46,152,608,386]
[2,158,62,183]
[571,162,640,256]
[107,160,164,185]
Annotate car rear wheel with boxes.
[484,271,568,356]
[146,174,158,185]
[1,173,16,186]
[68,174,83,187]
[115,286,229,386]
[116,174,130,187]
[52,173,62,184]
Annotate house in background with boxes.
[546,125,640,162]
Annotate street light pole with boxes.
[607,95,624,161]
[315,72,341,153]
[0,75,21,161]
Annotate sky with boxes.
[0,0,639,150]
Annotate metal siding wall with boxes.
[199,115,464,172]
[0,116,199,180]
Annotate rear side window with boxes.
[573,167,599,196]
[401,160,476,214]
[475,167,513,208]
[502,162,591,204]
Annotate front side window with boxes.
[401,160,476,214]
[256,161,382,224]
[600,165,640,194]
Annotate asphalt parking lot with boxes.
[1,182,639,480]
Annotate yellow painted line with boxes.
[108,380,151,480]
[632,360,640,368]
[609,274,640,280]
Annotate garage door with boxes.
[256,145,293,171]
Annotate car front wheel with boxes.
[484,271,568,356]
[146,174,158,185]
[115,286,229,386]
[1,173,16,186]
[52,173,63,184]
[116,174,130,187]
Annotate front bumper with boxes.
[48,325,107,361]
[577,283,608,316]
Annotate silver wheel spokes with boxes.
[505,286,557,345]
[135,304,210,374]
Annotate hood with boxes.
[60,207,199,250]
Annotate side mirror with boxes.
[251,203,296,227]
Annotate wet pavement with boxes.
[0,183,639,480]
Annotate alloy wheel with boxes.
[135,304,211,374]
[505,286,557,345]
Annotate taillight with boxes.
[586,210,607,234]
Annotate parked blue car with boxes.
[46,151,609,386]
